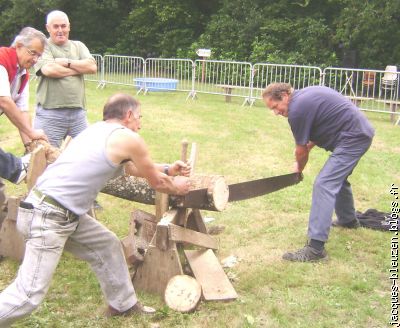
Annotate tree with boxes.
[112,0,220,57]
[333,0,400,69]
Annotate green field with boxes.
[0,81,399,327]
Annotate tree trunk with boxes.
[101,174,229,211]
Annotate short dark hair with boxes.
[262,83,293,100]
[103,93,140,120]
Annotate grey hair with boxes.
[11,27,47,48]
[103,94,140,121]
[46,10,70,25]
[262,83,294,100]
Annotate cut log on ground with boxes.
[164,275,202,313]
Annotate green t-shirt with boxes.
[35,39,94,109]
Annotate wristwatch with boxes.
[163,165,170,175]
[67,59,71,68]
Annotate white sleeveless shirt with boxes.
[36,121,125,215]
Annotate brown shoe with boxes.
[105,301,156,317]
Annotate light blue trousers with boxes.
[34,106,88,147]
[308,136,373,242]
[0,192,137,327]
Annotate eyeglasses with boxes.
[25,47,42,59]
[133,114,142,120]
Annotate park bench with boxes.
[347,96,400,125]
[216,84,250,103]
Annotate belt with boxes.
[32,189,79,220]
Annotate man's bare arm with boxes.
[40,58,96,78]
[108,130,190,195]
[294,144,309,173]
[0,96,47,141]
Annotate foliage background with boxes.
[0,0,399,69]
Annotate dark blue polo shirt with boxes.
[288,86,374,151]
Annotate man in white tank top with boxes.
[0,94,191,326]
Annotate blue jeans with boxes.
[308,136,373,241]
[34,106,88,147]
[0,148,22,183]
[0,192,137,327]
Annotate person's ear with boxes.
[126,110,133,121]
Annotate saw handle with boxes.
[181,139,188,163]
[297,172,304,182]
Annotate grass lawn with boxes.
[0,81,399,327]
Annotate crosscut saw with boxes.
[179,172,303,208]
[228,172,303,202]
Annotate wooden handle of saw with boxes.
[181,139,189,162]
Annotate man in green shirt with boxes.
[34,10,97,147]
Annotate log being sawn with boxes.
[101,174,229,212]
[27,140,229,212]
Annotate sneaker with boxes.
[15,153,31,184]
[332,219,360,229]
[282,244,327,262]
[105,301,156,317]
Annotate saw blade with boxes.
[228,172,303,202]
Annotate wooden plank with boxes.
[121,235,137,265]
[189,142,198,176]
[0,218,25,261]
[174,140,189,226]
[59,135,72,152]
[184,249,237,301]
[133,245,183,296]
[26,145,47,191]
[155,224,170,251]
[6,197,21,222]
[186,209,208,234]
[169,224,217,250]
[122,209,158,265]
[155,209,178,250]
[155,191,169,220]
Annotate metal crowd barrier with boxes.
[84,54,399,124]
[323,67,400,122]
[102,55,145,89]
[138,58,194,94]
[85,54,104,87]
[193,60,253,104]
[251,63,323,103]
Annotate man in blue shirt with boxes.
[262,83,374,262]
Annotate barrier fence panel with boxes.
[86,54,399,123]
[323,67,400,121]
[193,60,253,104]
[103,55,145,88]
[85,54,104,87]
[251,63,323,102]
[139,58,194,94]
